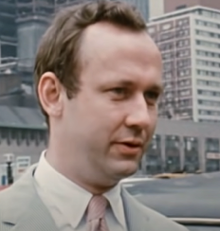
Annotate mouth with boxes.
[114,140,143,156]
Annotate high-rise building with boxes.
[0,0,17,66]
[164,0,220,13]
[16,0,54,84]
[148,6,220,123]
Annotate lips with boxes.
[114,139,143,156]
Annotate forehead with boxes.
[79,22,162,86]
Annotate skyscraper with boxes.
[16,0,54,84]
[149,6,220,123]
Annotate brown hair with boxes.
[34,0,147,124]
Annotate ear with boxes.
[37,72,64,119]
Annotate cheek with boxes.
[149,110,158,130]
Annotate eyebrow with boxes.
[148,84,164,94]
[116,80,164,93]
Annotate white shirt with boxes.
[34,151,127,231]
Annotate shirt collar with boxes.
[104,183,126,228]
[34,151,92,228]
[34,150,126,229]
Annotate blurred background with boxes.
[1,0,220,184]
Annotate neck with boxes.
[45,144,118,195]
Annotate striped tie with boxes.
[86,195,109,231]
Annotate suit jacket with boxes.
[0,165,188,231]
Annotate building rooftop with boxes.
[150,5,220,22]
[0,104,220,133]
[0,105,46,130]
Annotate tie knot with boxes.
[86,195,108,221]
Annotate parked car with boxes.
[126,172,220,231]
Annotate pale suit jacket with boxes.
[0,165,188,231]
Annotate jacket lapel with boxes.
[121,187,153,231]
[1,165,58,231]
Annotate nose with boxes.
[125,95,151,130]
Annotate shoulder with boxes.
[0,185,16,208]
[135,197,188,231]
[141,203,188,230]
[122,189,188,231]
[0,166,37,213]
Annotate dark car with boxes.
[123,172,220,231]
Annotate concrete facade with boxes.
[164,0,220,13]
[148,6,220,123]
[17,18,50,70]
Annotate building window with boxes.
[177,69,190,77]
[196,19,219,29]
[162,52,173,60]
[159,42,173,52]
[30,131,35,141]
[197,79,220,88]
[163,62,173,71]
[146,135,163,174]
[184,137,199,173]
[199,110,220,116]
[176,18,189,27]
[196,40,220,49]
[176,39,189,48]
[161,23,172,31]
[196,30,220,39]
[176,29,189,38]
[206,138,220,172]
[197,70,220,78]
[179,89,190,96]
[165,136,181,172]
[176,49,190,58]
[164,82,174,90]
[196,60,220,68]
[0,128,8,139]
[199,10,220,20]
[196,50,220,58]
[178,79,190,87]
[198,89,220,97]
[177,59,191,68]
[160,32,174,41]
[179,99,192,107]
[198,99,220,107]
[21,129,26,141]
[164,71,173,79]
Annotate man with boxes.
[0,1,188,231]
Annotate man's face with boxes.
[62,22,162,181]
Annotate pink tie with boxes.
[86,195,109,231]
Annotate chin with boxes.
[113,162,138,179]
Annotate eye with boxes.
[111,87,127,95]
[144,91,160,104]
[109,87,129,100]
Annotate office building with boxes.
[16,0,54,84]
[144,119,220,175]
[164,0,220,13]
[0,105,47,183]
[148,6,220,123]
[0,0,17,65]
